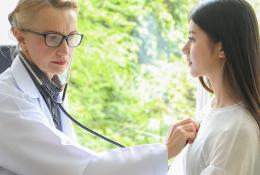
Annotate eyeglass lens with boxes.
[45,34,82,47]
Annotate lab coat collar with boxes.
[11,55,41,99]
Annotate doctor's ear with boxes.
[13,28,27,51]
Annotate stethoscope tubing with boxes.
[19,54,125,148]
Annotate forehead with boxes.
[30,6,77,34]
[188,20,201,34]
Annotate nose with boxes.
[57,39,70,56]
[182,41,190,56]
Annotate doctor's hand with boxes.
[165,118,199,159]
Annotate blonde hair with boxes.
[8,0,77,29]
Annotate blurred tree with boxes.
[68,0,197,151]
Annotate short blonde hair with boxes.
[8,0,77,29]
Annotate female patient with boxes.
[169,0,260,174]
[0,0,198,175]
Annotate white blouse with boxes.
[168,102,260,175]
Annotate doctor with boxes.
[0,0,198,175]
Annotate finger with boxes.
[187,125,200,144]
[192,121,200,131]
[167,124,196,144]
[183,131,197,145]
[185,131,196,141]
[179,122,197,132]
[167,118,193,137]
[167,123,195,141]
[187,138,195,144]
[174,118,194,126]
[165,125,174,140]
[166,119,198,142]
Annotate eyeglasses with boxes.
[21,29,84,47]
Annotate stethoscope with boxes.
[19,53,125,148]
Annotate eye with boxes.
[47,34,62,41]
[188,36,195,42]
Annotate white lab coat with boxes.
[0,56,168,175]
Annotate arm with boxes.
[85,118,199,175]
[0,94,198,175]
[0,79,198,175]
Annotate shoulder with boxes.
[0,63,43,121]
[217,104,259,147]
[220,104,259,137]
[209,103,257,129]
[202,103,259,144]
[193,103,260,174]
[0,56,40,99]
[0,68,23,99]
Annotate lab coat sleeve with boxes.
[0,92,168,175]
[200,117,259,175]
[84,144,168,175]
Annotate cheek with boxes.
[190,45,200,60]
[26,40,73,75]
[65,49,74,65]
[26,37,45,57]
[190,43,209,62]
[68,49,73,58]
[27,45,55,70]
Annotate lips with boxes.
[187,58,192,66]
[51,60,67,65]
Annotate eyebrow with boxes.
[43,30,78,35]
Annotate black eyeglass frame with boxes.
[21,29,84,48]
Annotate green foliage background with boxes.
[68,0,197,151]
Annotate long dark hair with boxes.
[190,0,260,128]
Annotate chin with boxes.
[54,70,66,75]
[190,70,200,78]
[48,69,65,76]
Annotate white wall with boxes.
[0,0,19,45]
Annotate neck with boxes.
[45,72,54,80]
[208,73,240,108]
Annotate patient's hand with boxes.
[165,118,199,159]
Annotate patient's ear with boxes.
[217,42,225,59]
